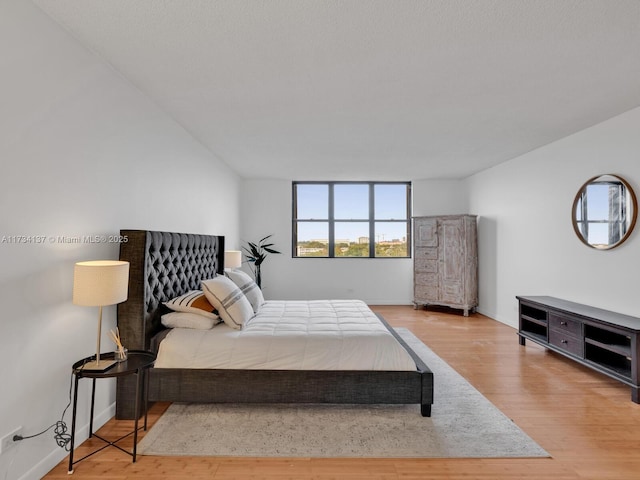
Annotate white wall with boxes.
[467,107,640,327]
[240,179,467,303]
[0,2,240,479]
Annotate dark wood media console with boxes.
[517,295,640,403]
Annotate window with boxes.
[293,182,411,258]
[575,178,629,247]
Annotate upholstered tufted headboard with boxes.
[117,230,225,351]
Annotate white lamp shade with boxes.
[224,250,242,269]
[73,260,130,306]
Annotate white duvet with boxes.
[154,300,417,371]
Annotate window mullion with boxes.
[581,191,589,239]
[292,183,298,257]
[406,183,412,257]
[369,183,375,257]
[328,183,335,258]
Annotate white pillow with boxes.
[164,290,218,319]
[202,276,254,330]
[161,312,217,330]
[225,270,265,313]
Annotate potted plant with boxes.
[242,235,281,289]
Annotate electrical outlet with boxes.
[0,427,22,455]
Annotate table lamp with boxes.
[73,260,130,371]
[224,250,242,271]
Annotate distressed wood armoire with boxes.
[413,215,478,316]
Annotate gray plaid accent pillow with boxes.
[202,276,254,329]
[225,270,265,313]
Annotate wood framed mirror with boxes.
[572,174,637,250]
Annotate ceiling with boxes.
[34,0,640,181]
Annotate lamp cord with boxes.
[13,369,75,451]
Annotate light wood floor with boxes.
[45,305,640,479]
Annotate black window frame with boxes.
[292,181,412,258]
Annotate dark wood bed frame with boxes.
[116,230,433,419]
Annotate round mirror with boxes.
[572,174,637,250]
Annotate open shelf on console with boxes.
[520,321,547,342]
[585,343,632,379]
[520,302,548,342]
[584,325,631,357]
[521,304,547,325]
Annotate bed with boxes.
[116,229,433,419]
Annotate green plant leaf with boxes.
[241,235,280,287]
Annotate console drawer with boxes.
[549,329,583,357]
[549,313,582,337]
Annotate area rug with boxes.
[138,328,548,458]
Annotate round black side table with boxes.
[68,350,155,474]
